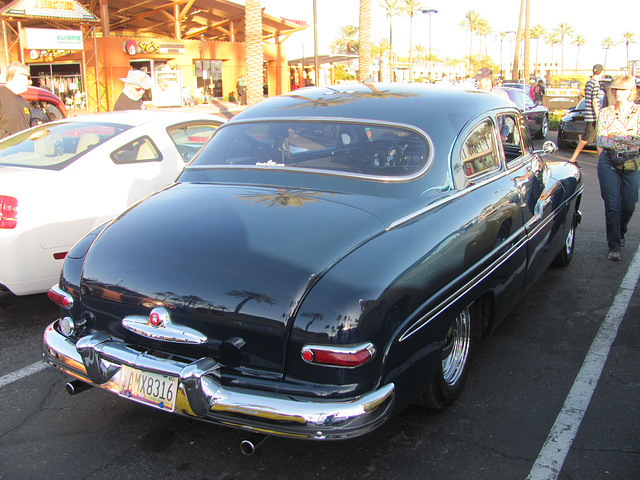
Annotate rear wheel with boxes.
[414,305,474,409]
[535,114,549,139]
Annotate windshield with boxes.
[0,121,130,170]
[190,121,430,178]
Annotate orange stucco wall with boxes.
[23,34,290,112]
[88,36,289,111]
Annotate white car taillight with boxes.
[0,195,17,229]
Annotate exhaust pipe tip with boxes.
[240,434,269,455]
[240,440,256,456]
[65,380,92,396]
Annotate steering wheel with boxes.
[360,139,404,170]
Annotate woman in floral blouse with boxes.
[597,74,640,261]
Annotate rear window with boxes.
[190,121,429,177]
[0,121,129,170]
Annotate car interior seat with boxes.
[75,133,100,154]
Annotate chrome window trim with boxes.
[184,117,435,183]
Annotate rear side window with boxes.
[461,120,500,178]
[111,136,161,164]
[191,121,429,177]
[167,122,220,162]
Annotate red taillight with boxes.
[0,195,17,229]
[48,285,74,308]
[301,343,375,368]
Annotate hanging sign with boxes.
[24,28,83,50]
[123,39,185,56]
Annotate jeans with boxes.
[597,151,640,251]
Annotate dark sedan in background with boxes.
[496,86,549,139]
[556,98,594,149]
[43,84,582,443]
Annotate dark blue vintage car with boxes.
[43,84,582,443]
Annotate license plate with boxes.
[118,365,179,412]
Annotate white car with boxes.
[0,110,223,295]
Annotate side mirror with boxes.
[534,141,557,156]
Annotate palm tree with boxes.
[545,32,561,73]
[530,25,546,78]
[621,32,636,70]
[401,0,423,82]
[497,31,511,78]
[553,23,574,74]
[414,44,426,78]
[477,18,492,57]
[332,25,359,54]
[359,0,372,82]
[372,38,390,82]
[523,0,530,82]
[512,0,524,80]
[459,10,482,75]
[601,36,619,73]
[244,0,263,106]
[572,35,587,73]
[379,0,402,81]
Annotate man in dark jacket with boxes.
[0,62,32,138]
[113,69,152,111]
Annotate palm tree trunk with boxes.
[245,0,263,106]
[523,0,530,81]
[389,20,394,81]
[358,0,372,82]
[512,0,525,80]
[408,13,414,82]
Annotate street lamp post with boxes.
[421,9,438,82]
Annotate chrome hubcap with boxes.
[441,307,471,386]
[565,225,575,254]
[541,117,549,137]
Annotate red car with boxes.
[19,86,68,125]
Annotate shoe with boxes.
[621,236,626,247]
[568,160,581,168]
[608,250,621,261]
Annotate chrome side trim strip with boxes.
[399,226,528,342]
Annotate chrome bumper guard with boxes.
[42,321,395,440]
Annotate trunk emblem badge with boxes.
[122,307,208,344]
[149,311,163,327]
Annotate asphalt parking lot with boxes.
[0,139,638,480]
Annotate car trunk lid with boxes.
[79,183,386,376]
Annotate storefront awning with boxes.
[2,0,306,43]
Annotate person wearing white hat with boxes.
[113,69,152,111]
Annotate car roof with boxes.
[229,83,516,152]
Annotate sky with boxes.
[236,0,638,75]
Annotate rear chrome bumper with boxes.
[42,321,395,440]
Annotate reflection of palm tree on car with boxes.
[226,290,277,313]
[236,189,330,208]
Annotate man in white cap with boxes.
[113,69,152,111]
